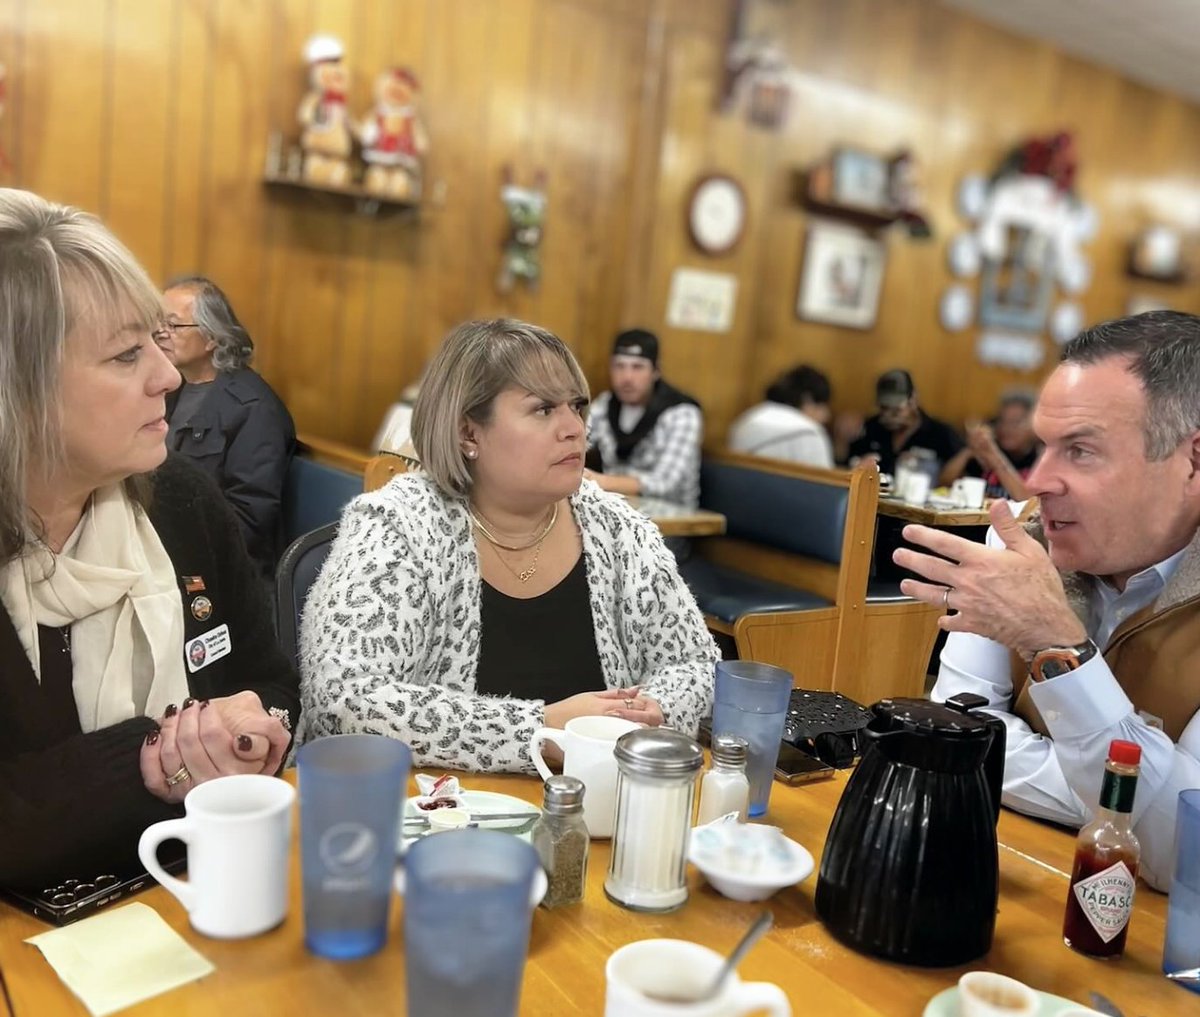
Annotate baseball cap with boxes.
[876,369,915,407]
[612,328,659,367]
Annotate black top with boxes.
[475,555,606,702]
[166,367,296,578]
[847,411,964,476]
[0,455,300,888]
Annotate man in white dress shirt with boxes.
[726,365,834,468]
[894,310,1200,890]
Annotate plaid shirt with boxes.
[587,391,703,507]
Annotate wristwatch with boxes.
[1029,639,1098,682]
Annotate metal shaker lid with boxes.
[614,728,704,778]
[542,774,585,814]
[710,734,748,767]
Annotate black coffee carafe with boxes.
[815,693,1006,967]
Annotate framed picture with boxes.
[796,224,887,329]
[978,224,1054,332]
[831,148,891,213]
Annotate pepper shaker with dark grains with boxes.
[531,775,589,908]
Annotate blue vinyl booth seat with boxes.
[276,522,338,670]
[281,457,363,550]
[678,452,940,703]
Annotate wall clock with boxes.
[687,174,747,256]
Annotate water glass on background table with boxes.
[712,661,792,817]
[297,733,410,959]
[404,829,540,1017]
[1164,788,1200,993]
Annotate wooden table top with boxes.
[628,496,727,538]
[0,771,1181,1017]
[876,496,993,528]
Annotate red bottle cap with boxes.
[1108,739,1141,766]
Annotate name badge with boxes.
[186,623,232,674]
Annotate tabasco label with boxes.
[1072,860,1136,942]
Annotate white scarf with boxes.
[0,485,189,732]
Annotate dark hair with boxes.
[998,388,1036,414]
[165,275,254,371]
[876,368,915,401]
[765,365,831,408]
[1060,310,1200,460]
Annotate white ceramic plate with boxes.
[397,790,541,852]
[393,864,548,908]
[923,986,1097,1017]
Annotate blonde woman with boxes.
[300,319,717,771]
[0,190,297,889]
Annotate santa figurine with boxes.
[356,66,428,201]
[297,35,353,187]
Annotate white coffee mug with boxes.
[529,715,641,837]
[951,476,987,509]
[957,971,1039,1017]
[138,774,295,939]
[606,939,791,1017]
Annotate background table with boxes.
[876,496,993,528]
[0,771,1181,1016]
[628,496,727,538]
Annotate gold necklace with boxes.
[468,502,558,551]
[486,537,544,583]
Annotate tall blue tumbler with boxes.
[712,660,792,817]
[404,829,539,1017]
[1164,789,1200,993]
[298,733,410,959]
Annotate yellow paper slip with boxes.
[25,901,215,1016]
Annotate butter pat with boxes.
[26,902,214,1016]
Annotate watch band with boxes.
[1029,639,1098,682]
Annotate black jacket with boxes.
[166,368,295,578]
[0,456,300,888]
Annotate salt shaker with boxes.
[604,728,704,912]
[531,775,589,908]
[696,734,750,825]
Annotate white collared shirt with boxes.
[932,531,1200,891]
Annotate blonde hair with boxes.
[412,319,589,496]
[0,188,164,563]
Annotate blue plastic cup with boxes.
[297,733,410,959]
[1164,789,1200,992]
[712,660,792,817]
[403,829,539,1017]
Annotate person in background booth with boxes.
[161,276,295,579]
[299,319,717,772]
[941,389,1041,500]
[900,311,1200,890]
[584,328,703,508]
[727,364,834,468]
[0,190,297,890]
[848,368,964,482]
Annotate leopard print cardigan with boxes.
[298,474,718,773]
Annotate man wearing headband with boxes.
[585,329,702,508]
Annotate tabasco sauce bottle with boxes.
[1063,739,1141,957]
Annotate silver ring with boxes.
[165,765,192,787]
[942,587,954,610]
[624,698,635,710]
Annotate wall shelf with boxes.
[262,170,419,218]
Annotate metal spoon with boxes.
[701,910,774,1001]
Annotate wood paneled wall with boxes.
[2,0,1198,448]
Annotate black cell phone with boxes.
[0,850,186,926]
[774,742,836,785]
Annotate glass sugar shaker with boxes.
[531,775,589,908]
[696,734,749,825]
[604,728,704,912]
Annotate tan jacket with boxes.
[1012,521,1200,743]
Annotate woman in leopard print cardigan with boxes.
[299,320,718,773]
